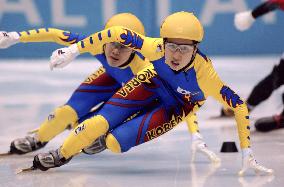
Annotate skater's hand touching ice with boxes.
[0,31,20,49]
[191,139,221,163]
[191,135,221,164]
[50,44,80,70]
[239,148,274,176]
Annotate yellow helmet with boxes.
[160,11,204,42]
[105,13,145,35]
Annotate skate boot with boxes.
[82,135,106,155]
[10,136,47,154]
[254,114,284,132]
[33,148,71,171]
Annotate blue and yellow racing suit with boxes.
[58,26,250,159]
[16,28,199,147]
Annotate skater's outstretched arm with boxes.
[48,26,164,70]
[0,28,88,48]
[198,58,273,176]
[234,0,283,31]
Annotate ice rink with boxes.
[0,57,283,187]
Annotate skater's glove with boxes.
[50,44,79,70]
[234,11,255,31]
[239,148,274,176]
[0,31,20,49]
[191,139,221,163]
[33,148,72,171]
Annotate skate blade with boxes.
[16,166,36,174]
[0,152,12,157]
[209,115,233,120]
[27,128,39,134]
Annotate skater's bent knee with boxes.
[106,134,121,153]
[37,105,78,142]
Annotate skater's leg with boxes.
[59,75,159,159]
[220,56,284,117]
[10,68,120,154]
[254,56,284,132]
[247,56,284,108]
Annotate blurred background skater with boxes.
[221,0,284,132]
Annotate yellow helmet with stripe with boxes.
[160,11,204,42]
[105,13,145,35]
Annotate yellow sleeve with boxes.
[198,58,250,149]
[77,26,164,61]
[128,56,151,74]
[184,113,200,134]
[18,28,86,46]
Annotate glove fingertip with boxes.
[238,170,245,177]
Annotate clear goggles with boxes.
[109,42,132,52]
[165,42,196,54]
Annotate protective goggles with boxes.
[165,42,196,54]
[109,42,132,52]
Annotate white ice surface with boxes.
[0,57,283,187]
